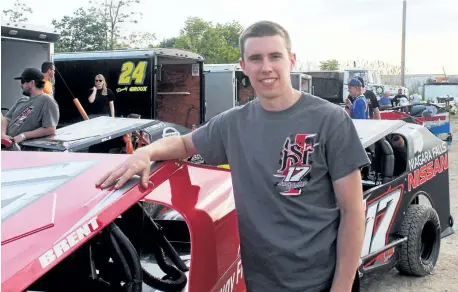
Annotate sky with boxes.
[2,0,458,74]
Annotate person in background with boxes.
[356,76,380,119]
[1,68,59,143]
[41,62,55,96]
[391,88,408,107]
[346,78,369,119]
[379,90,392,110]
[88,74,115,118]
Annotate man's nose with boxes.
[260,58,274,73]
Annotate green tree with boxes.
[52,7,108,52]
[2,0,33,23]
[119,31,156,49]
[157,37,178,48]
[319,59,340,71]
[53,0,151,52]
[172,17,244,64]
[91,0,143,50]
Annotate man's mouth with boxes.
[260,78,277,85]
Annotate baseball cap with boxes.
[355,76,365,87]
[14,68,44,81]
[348,78,362,87]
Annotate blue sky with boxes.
[2,0,457,74]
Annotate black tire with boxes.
[396,204,441,276]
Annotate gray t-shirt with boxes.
[5,93,60,137]
[192,93,370,292]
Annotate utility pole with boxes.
[401,0,407,87]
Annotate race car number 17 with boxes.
[361,187,402,258]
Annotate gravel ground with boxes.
[360,118,458,292]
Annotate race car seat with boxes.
[375,138,395,184]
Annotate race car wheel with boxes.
[396,205,441,276]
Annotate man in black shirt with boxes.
[391,89,408,107]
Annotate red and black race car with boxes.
[1,119,454,292]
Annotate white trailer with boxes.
[204,64,312,121]
[1,21,60,111]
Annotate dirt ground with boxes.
[360,118,458,292]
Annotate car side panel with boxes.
[396,124,452,234]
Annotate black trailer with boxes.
[53,49,205,129]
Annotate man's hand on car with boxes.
[2,134,13,141]
[96,147,152,190]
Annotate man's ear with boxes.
[290,52,297,71]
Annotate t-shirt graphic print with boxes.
[275,133,318,196]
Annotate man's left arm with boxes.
[19,126,56,141]
[325,109,370,291]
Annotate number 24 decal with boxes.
[361,187,403,258]
[118,61,147,85]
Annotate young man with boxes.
[1,68,60,143]
[346,78,369,119]
[41,61,55,96]
[97,21,369,292]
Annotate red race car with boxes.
[1,119,454,292]
[1,151,244,292]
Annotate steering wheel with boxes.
[1,138,21,151]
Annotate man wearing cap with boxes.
[345,78,369,119]
[1,68,60,143]
[347,77,380,119]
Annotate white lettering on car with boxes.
[408,142,447,171]
[38,217,99,269]
[361,188,402,258]
[218,259,244,292]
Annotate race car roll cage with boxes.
[362,136,399,190]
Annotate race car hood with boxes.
[20,116,159,151]
[353,119,406,148]
[1,151,235,292]
[1,152,141,289]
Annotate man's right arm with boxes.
[97,111,228,189]
[144,112,228,164]
[2,100,19,138]
[1,114,9,137]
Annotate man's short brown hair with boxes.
[239,21,292,59]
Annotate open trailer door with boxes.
[1,21,60,111]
